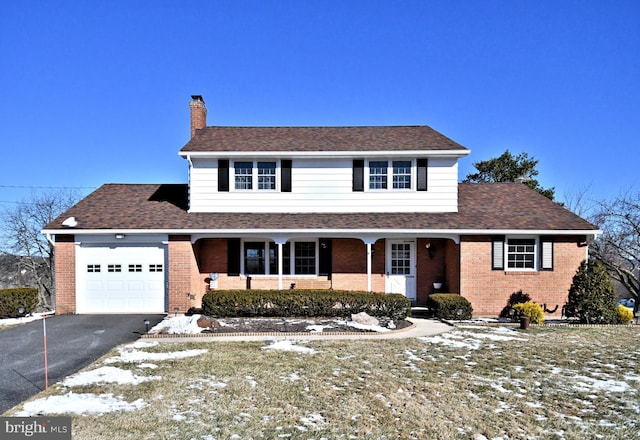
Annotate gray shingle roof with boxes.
[44,183,598,233]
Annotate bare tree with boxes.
[1,190,80,310]
[590,189,640,314]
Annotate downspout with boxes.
[45,233,55,248]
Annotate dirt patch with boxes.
[197,317,412,334]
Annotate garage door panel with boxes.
[78,245,166,314]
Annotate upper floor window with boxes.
[234,161,277,191]
[257,162,276,190]
[392,161,412,189]
[365,160,414,190]
[369,161,388,189]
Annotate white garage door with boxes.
[77,245,166,313]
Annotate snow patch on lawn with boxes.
[149,314,203,334]
[105,346,208,364]
[262,339,317,354]
[418,327,527,350]
[16,392,146,416]
[62,366,160,386]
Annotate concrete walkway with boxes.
[147,317,452,343]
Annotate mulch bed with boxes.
[199,317,412,334]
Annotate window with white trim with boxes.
[367,160,413,190]
[369,161,388,189]
[492,236,552,271]
[507,238,536,269]
[234,161,253,190]
[234,161,277,191]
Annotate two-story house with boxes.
[44,96,600,316]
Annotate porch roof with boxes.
[44,183,599,236]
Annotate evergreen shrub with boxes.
[201,290,411,320]
[565,260,618,324]
[425,294,473,320]
[0,288,39,318]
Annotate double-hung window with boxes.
[369,161,388,189]
[234,161,277,191]
[507,238,536,269]
[493,236,551,271]
[257,162,276,190]
[392,161,412,189]
[234,161,254,190]
[368,160,412,190]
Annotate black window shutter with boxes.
[541,236,554,271]
[353,159,364,192]
[492,236,505,270]
[227,238,240,276]
[319,239,332,277]
[218,159,229,192]
[417,159,428,191]
[281,160,292,192]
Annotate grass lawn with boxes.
[5,324,640,439]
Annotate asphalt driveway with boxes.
[0,314,164,414]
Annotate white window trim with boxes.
[365,159,415,192]
[239,239,319,276]
[232,160,280,192]
[504,236,539,272]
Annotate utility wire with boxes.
[0,184,96,190]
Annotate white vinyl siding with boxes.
[188,156,459,213]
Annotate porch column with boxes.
[272,238,288,290]
[278,242,283,290]
[366,242,373,292]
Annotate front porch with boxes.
[172,235,461,311]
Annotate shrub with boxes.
[499,290,532,319]
[565,260,618,324]
[0,287,39,318]
[425,294,473,320]
[512,301,544,324]
[617,305,634,324]
[201,290,411,320]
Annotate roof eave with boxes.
[179,149,471,159]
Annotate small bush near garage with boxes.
[499,290,532,320]
[426,293,473,320]
[617,304,634,324]
[202,290,411,320]
[512,301,545,324]
[0,288,39,318]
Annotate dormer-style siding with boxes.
[181,125,470,214]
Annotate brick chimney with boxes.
[189,95,207,138]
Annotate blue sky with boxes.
[1,0,638,212]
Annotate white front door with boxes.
[386,240,416,300]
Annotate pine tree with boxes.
[566,260,618,324]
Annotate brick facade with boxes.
[55,233,587,317]
[168,235,203,313]
[459,235,587,316]
[54,235,76,314]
